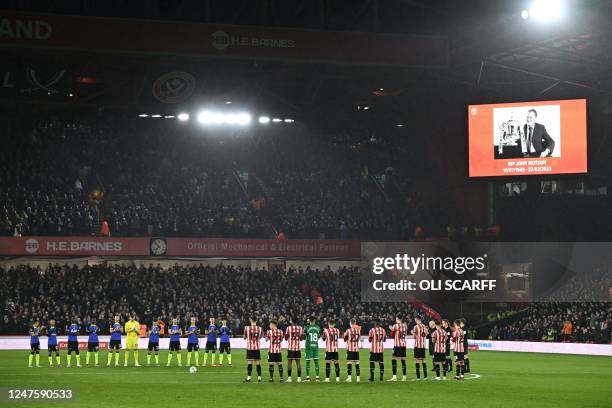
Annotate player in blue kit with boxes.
[28,321,41,367]
[218,318,232,366]
[107,315,122,367]
[186,317,200,366]
[66,318,82,367]
[147,319,161,366]
[46,319,61,367]
[86,320,100,367]
[166,318,183,367]
[202,317,218,367]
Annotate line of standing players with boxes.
[242,314,471,383]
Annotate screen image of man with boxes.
[523,109,555,158]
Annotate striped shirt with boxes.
[243,325,263,350]
[322,327,340,352]
[266,328,284,353]
[343,327,361,352]
[432,328,447,353]
[412,322,427,349]
[391,323,408,347]
[284,325,304,351]
[368,326,386,353]
[451,329,466,353]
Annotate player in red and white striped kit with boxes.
[368,318,386,382]
[431,321,448,380]
[451,320,466,380]
[321,320,341,382]
[412,315,429,380]
[388,315,408,381]
[243,317,263,383]
[284,318,304,382]
[265,321,284,382]
[343,318,361,382]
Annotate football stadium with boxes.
[0,1,611,407]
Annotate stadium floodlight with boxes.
[151,114,162,118]
[225,101,232,104]
[138,114,149,118]
[197,110,251,126]
[284,118,294,123]
[528,0,565,22]
[164,115,175,119]
[177,113,189,121]
[236,113,252,125]
[396,123,404,128]
[272,118,282,123]
[521,9,530,19]
[258,116,271,124]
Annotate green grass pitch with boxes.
[0,350,610,407]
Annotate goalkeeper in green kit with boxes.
[304,316,321,382]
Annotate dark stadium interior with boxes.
[0,0,610,348]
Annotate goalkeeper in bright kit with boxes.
[124,314,140,367]
[304,316,321,382]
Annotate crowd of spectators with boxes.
[489,302,610,344]
[0,263,416,335]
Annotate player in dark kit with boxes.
[186,317,200,366]
[46,319,61,367]
[66,318,82,367]
[28,321,41,367]
[460,319,471,373]
[85,320,100,367]
[442,319,453,374]
[166,318,182,367]
[203,317,218,367]
[218,319,232,366]
[147,320,161,366]
[107,315,122,367]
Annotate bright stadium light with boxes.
[272,118,282,123]
[284,118,294,123]
[197,110,251,126]
[177,113,189,121]
[151,114,162,118]
[521,9,530,19]
[258,116,271,124]
[528,0,565,22]
[164,115,175,119]
[236,113,252,125]
[138,114,149,118]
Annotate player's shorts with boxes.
[325,351,339,361]
[187,343,199,352]
[268,352,282,363]
[148,342,159,352]
[87,342,99,352]
[219,342,231,353]
[434,352,446,363]
[246,350,261,361]
[413,347,426,359]
[287,350,301,360]
[30,343,40,351]
[305,348,319,360]
[109,339,121,350]
[205,341,217,351]
[67,340,79,353]
[346,351,360,362]
[393,346,407,358]
[369,352,384,363]
[125,336,138,349]
[169,341,181,351]
[454,352,465,362]
[48,345,58,353]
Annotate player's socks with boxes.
[35,353,40,367]
[167,353,173,366]
[227,354,232,365]
[247,363,253,378]
[423,362,428,378]
[314,359,320,376]
[155,354,159,365]
[256,364,262,380]
[76,354,81,366]
[219,354,224,365]
[134,351,139,366]
[305,360,311,377]
[369,362,375,381]
[401,360,406,376]
[269,365,274,380]
[195,352,199,366]
[465,358,470,372]
[186,352,191,366]
[147,354,151,365]
[107,353,112,365]
[347,364,352,377]
[334,363,340,380]
[456,364,461,378]
[86,352,90,365]
[203,353,208,366]
[94,352,98,365]
[124,352,128,365]
[435,364,440,378]
[279,364,283,380]
[48,356,53,365]
[176,353,182,366]
[287,365,292,378]
[114,352,119,365]
[67,354,72,366]
[415,363,421,379]
[379,363,384,381]
[392,359,397,376]
[325,362,331,379]
[56,356,61,365]
[211,353,216,366]
[28,354,33,366]
[297,365,301,378]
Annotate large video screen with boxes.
[468,99,587,177]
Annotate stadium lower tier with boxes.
[0,350,610,408]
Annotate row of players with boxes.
[28,314,471,382]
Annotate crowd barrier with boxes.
[1,337,609,356]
